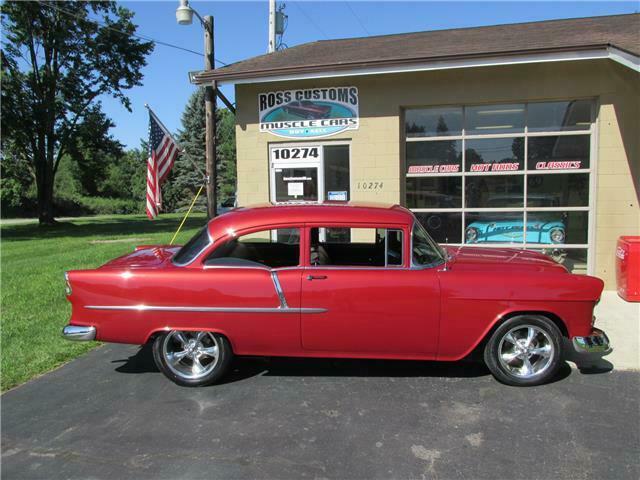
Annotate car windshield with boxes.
[172,226,211,266]
[412,221,445,267]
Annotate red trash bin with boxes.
[616,236,640,302]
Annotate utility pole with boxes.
[268,0,276,53]
[204,15,217,218]
[176,1,217,218]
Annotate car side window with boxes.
[205,228,300,269]
[310,227,403,267]
[173,226,211,266]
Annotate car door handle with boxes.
[306,275,327,281]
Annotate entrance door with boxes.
[269,144,350,204]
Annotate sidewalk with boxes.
[594,290,640,370]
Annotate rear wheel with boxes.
[484,315,562,386]
[152,330,232,387]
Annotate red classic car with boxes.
[282,100,332,119]
[62,203,610,387]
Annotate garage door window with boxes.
[404,100,594,274]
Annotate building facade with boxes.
[195,14,639,288]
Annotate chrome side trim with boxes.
[203,264,272,270]
[62,325,96,341]
[271,271,288,308]
[84,305,326,314]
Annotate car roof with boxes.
[206,202,413,240]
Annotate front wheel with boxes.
[152,330,233,387]
[484,315,562,386]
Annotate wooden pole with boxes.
[204,15,217,218]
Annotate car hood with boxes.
[100,245,181,269]
[446,246,567,273]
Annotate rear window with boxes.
[173,227,211,266]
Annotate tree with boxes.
[1,1,153,224]
[163,88,236,213]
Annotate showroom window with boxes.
[404,100,594,273]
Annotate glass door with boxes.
[269,143,350,204]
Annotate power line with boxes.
[292,2,329,40]
[36,1,228,66]
[344,1,371,36]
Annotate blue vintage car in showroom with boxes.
[465,217,566,244]
[465,194,566,247]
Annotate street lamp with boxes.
[176,0,217,218]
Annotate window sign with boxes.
[465,138,524,172]
[406,140,462,174]
[328,191,348,201]
[287,182,305,197]
[259,87,359,139]
[527,135,590,170]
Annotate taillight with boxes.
[64,272,72,296]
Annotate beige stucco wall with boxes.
[234,59,639,288]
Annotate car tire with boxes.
[152,330,233,387]
[484,315,563,386]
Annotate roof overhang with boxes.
[192,45,639,87]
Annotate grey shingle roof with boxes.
[194,13,639,84]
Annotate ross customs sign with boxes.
[258,86,359,139]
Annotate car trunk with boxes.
[100,245,180,269]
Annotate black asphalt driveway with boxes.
[2,344,639,479]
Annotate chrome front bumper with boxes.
[572,328,611,354]
[62,325,96,341]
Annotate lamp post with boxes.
[176,0,217,218]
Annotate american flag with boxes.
[146,109,179,219]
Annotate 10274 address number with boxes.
[356,181,384,190]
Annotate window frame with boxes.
[402,98,597,275]
[304,223,410,269]
[202,224,304,270]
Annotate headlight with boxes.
[550,228,565,244]
[465,227,478,243]
[64,272,72,296]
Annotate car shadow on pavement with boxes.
[112,343,577,386]
[112,343,158,374]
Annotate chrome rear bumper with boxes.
[62,325,96,341]
[572,328,611,354]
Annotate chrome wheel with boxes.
[162,331,220,380]
[498,324,555,379]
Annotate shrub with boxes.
[54,195,144,216]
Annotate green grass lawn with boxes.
[0,212,208,391]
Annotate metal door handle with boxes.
[306,275,327,281]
